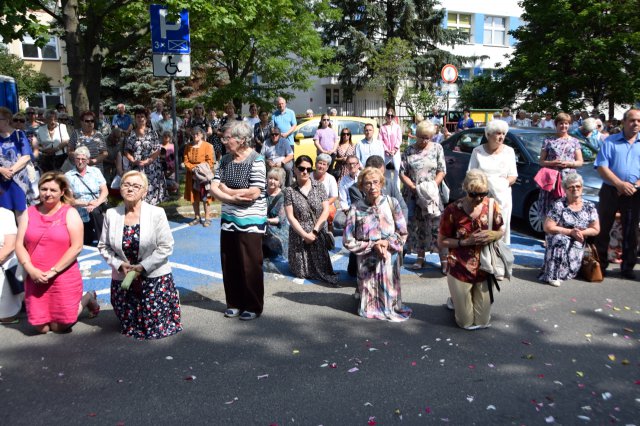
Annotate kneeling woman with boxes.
[538,173,599,287]
[344,167,410,321]
[98,171,182,339]
[438,169,504,330]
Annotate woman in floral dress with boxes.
[98,171,182,339]
[344,167,410,321]
[124,107,166,205]
[284,155,338,285]
[333,128,356,181]
[538,174,600,287]
[538,112,583,216]
[399,120,447,272]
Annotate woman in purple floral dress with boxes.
[537,112,583,216]
[344,167,411,321]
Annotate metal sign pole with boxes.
[171,76,179,185]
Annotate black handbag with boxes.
[2,265,25,295]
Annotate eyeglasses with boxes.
[341,132,350,136]
[13,118,26,123]
[121,182,144,191]
[296,166,313,173]
[83,119,95,123]
[363,180,381,187]
[221,136,235,142]
[347,162,359,166]
[322,118,330,122]
[567,185,582,190]
[468,191,489,198]
[386,114,394,118]
[75,157,89,162]
[272,133,281,136]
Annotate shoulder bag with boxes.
[297,186,335,250]
[479,198,514,303]
[580,242,603,282]
[74,172,107,242]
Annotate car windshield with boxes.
[516,132,598,163]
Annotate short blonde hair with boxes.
[357,167,385,191]
[267,167,286,188]
[463,169,489,194]
[415,120,436,138]
[121,170,149,191]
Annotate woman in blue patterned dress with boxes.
[0,107,34,218]
[344,167,410,321]
[263,167,289,259]
[537,112,583,216]
[124,107,166,205]
[210,121,267,321]
[539,174,600,287]
[98,171,182,339]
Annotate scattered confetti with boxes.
[570,310,577,314]
[488,364,495,368]
[367,416,376,425]
[576,371,584,378]
[165,356,173,360]
[292,350,300,355]
[577,415,590,421]
[594,308,603,312]
[348,367,359,373]
[364,402,373,407]
[369,348,378,352]
[622,359,630,365]
[224,397,238,405]
[320,363,328,368]
[411,361,417,366]
[257,374,269,380]
[330,363,337,369]
[602,392,612,400]
[87,413,97,417]
[521,340,532,345]
[608,354,616,361]
[486,405,496,410]
[466,395,474,403]
[623,327,633,332]
[184,375,196,381]
[545,416,555,423]
[553,381,563,386]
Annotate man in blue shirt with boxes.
[111,103,133,134]
[457,109,474,132]
[271,97,297,147]
[355,123,385,167]
[262,127,294,186]
[594,109,640,279]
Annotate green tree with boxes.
[0,46,51,101]
[322,0,482,108]
[398,86,437,117]
[190,0,338,110]
[501,0,640,117]
[456,74,514,110]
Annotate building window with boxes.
[483,16,506,46]
[459,68,471,82]
[27,87,63,109]
[333,89,340,105]
[325,88,332,105]
[21,36,59,60]
[447,13,472,43]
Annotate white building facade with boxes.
[284,0,523,118]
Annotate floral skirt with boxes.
[111,273,182,340]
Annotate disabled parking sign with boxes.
[150,4,190,77]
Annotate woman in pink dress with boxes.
[379,108,403,190]
[15,172,99,333]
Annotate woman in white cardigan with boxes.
[98,170,182,339]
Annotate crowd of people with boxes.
[1,100,638,337]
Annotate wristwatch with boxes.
[312,229,319,236]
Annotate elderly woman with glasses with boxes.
[263,167,289,259]
[538,174,600,287]
[284,155,338,285]
[99,171,182,339]
[334,127,356,180]
[68,111,108,172]
[36,109,70,172]
[344,167,410,321]
[438,169,505,330]
[210,121,267,321]
[65,146,108,246]
[468,119,518,244]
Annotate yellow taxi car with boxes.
[292,116,379,163]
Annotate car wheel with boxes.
[525,195,544,235]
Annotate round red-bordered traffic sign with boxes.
[441,64,458,83]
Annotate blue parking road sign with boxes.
[150,4,190,54]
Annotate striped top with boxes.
[213,149,267,233]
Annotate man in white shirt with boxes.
[334,155,361,230]
[500,108,514,125]
[355,123,385,167]
[150,100,164,125]
[539,112,555,129]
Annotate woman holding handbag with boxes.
[36,109,70,173]
[538,174,600,287]
[284,155,338,285]
[65,146,108,246]
[15,172,99,334]
[438,169,504,330]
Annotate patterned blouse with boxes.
[439,198,504,283]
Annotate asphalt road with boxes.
[1,221,639,425]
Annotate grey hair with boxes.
[485,119,509,137]
[305,109,314,116]
[316,153,332,165]
[75,146,91,158]
[267,167,286,188]
[582,117,597,132]
[329,108,337,116]
[222,120,252,147]
[44,109,58,120]
[463,169,489,193]
[562,173,583,190]
[192,126,206,137]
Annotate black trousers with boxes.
[595,184,640,272]
[220,231,264,314]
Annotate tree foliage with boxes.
[189,0,338,110]
[456,75,515,111]
[398,86,437,116]
[0,46,51,100]
[321,0,483,107]
[500,0,640,115]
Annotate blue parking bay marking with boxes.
[80,218,546,300]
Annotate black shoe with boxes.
[621,269,637,280]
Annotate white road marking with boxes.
[169,262,223,279]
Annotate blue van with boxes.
[0,75,19,113]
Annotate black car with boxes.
[441,127,601,235]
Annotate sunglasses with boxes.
[386,114,394,118]
[272,133,281,136]
[322,119,330,122]
[84,119,95,123]
[296,166,313,173]
[567,185,582,190]
[468,192,489,198]
[13,118,26,123]
[341,132,350,136]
